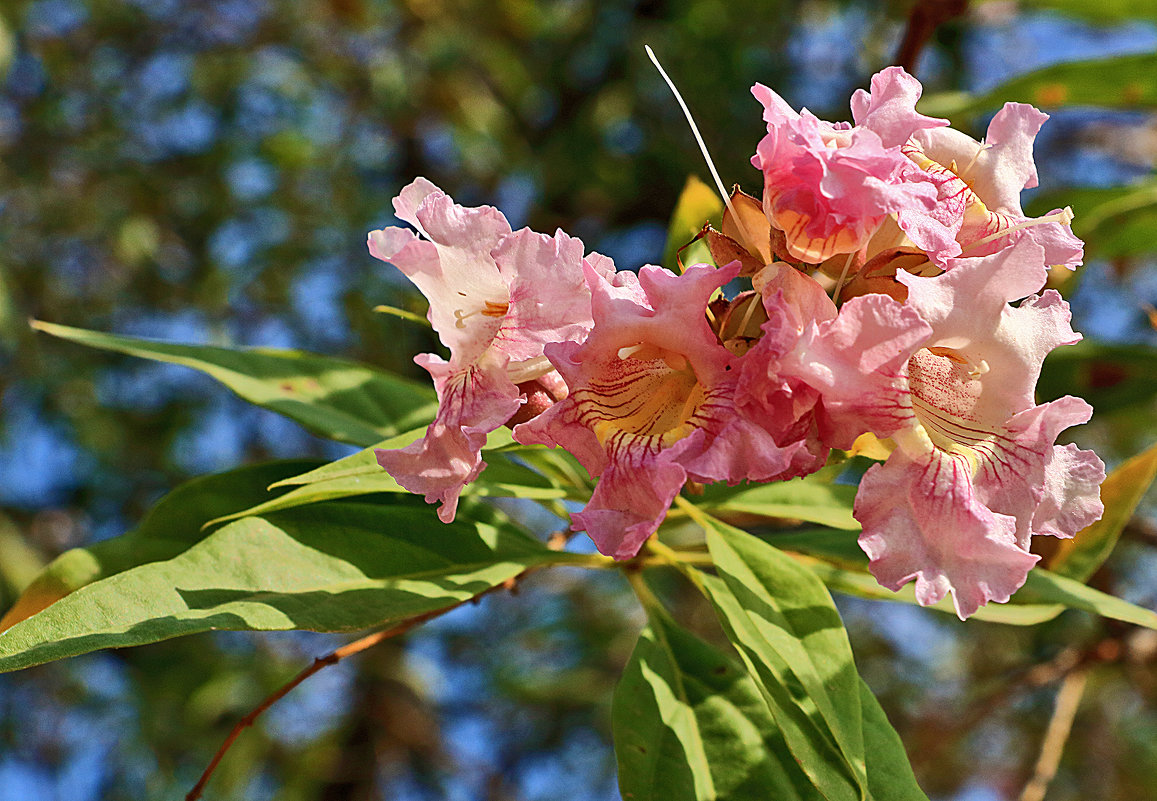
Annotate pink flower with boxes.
[900,103,1084,269]
[515,262,824,559]
[368,178,611,522]
[777,239,1104,618]
[751,67,947,263]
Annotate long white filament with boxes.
[645,45,754,249]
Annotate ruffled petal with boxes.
[856,450,1040,619]
[375,354,521,522]
[848,65,948,149]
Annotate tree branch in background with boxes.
[184,607,456,801]
[1018,667,1090,801]
[894,0,969,73]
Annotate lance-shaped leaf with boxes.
[207,434,575,527]
[695,516,869,801]
[613,603,822,801]
[0,459,323,632]
[693,519,929,800]
[31,320,436,447]
[0,501,591,674]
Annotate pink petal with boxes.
[849,66,948,149]
[856,450,1040,619]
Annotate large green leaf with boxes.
[697,518,869,801]
[1048,442,1157,581]
[694,520,928,800]
[0,502,587,674]
[614,604,822,801]
[32,320,436,447]
[0,459,323,633]
[919,53,1157,121]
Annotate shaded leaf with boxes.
[32,320,436,447]
[1038,342,1157,415]
[858,680,928,801]
[696,517,869,801]
[614,603,822,801]
[1027,181,1157,261]
[0,460,322,633]
[1047,442,1157,581]
[0,502,585,674]
[665,175,723,271]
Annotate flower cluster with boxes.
[369,68,1104,619]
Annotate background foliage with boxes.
[1,0,1156,799]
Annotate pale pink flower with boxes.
[368,178,611,522]
[900,103,1084,269]
[751,67,948,263]
[515,262,823,559]
[776,239,1103,618]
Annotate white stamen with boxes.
[961,206,1075,254]
[645,45,756,252]
[618,344,647,360]
[969,359,990,380]
[958,142,992,179]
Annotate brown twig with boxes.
[913,637,1119,774]
[893,0,969,74]
[184,603,464,801]
[1018,667,1090,801]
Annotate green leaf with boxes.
[857,680,927,801]
[700,475,859,530]
[1038,342,1157,415]
[0,502,585,674]
[665,175,723,272]
[31,320,436,447]
[988,0,1157,24]
[0,459,322,633]
[696,517,869,801]
[772,529,1157,630]
[1048,442,1157,581]
[1016,568,1157,629]
[919,53,1157,121]
[1027,181,1157,261]
[614,604,823,801]
[208,434,574,526]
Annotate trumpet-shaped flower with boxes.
[777,239,1103,618]
[369,178,611,522]
[515,262,823,559]
[751,67,950,264]
[900,103,1084,269]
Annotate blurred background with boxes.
[1,0,1156,799]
